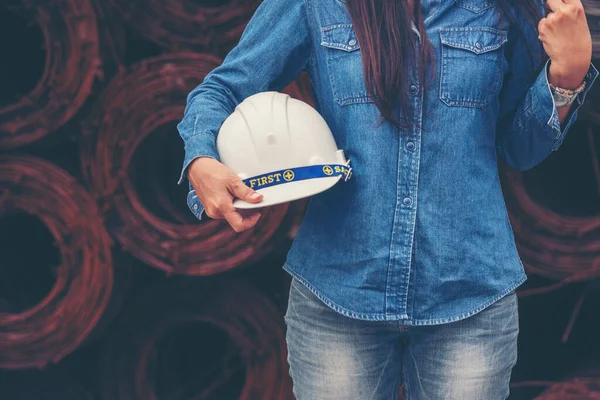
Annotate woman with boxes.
[178,0,597,398]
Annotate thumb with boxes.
[229,179,263,203]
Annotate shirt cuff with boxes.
[187,182,205,220]
[177,133,220,185]
[179,133,220,221]
[536,59,599,151]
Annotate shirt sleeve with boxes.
[495,3,599,171]
[176,0,312,186]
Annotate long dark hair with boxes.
[345,1,545,129]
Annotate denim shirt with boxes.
[177,0,598,324]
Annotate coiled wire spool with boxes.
[105,0,260,55]
[0,365,94,399]
[501,86,600,286]
[502,166,600,283]
[534,379,600,399]
[97,277,292,400]
[585,7,600,59]
[0,0,101,149]
[80,251,133,348]
[584,1,600,58]
[91,0,126,78]
[81,52,312,275]
[584,0,600,16]
[0,156,113,369]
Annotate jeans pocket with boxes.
[439,26,507,108]
[454,0,496,13]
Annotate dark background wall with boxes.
[0,1,599,399]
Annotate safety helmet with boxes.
[217,91,351,209]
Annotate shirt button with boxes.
[409,84,418,94]
[475,41,482,50]
[348,39,357,47]
[403,197,412,206]
[406,141,415,151]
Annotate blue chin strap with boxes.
[242,162,352,190]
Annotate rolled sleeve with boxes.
[176,0,312,219]
[177,132,220,185]
[495,1,599,170]
[179,133,220,221]
[497,59,598,170]
[533,59,599,151]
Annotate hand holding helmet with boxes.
[186,91,351,232]
[187,157,263,232]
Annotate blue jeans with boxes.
[284,277,519,400]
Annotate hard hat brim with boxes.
[233,175,343,209]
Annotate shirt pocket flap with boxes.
[439,27,507,55]
[321,24,360,52]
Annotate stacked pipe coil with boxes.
[90,0,126,78]
[81,52,311,275]
[105,0,260,54]
[98,277,292,400]
[0,0,101,149]
[80,252,133,347]
[502,166,600,283]
[584,0,600,14]
[0,366,94,399]
[534,379,600,399]
[501,89,600,288]
[585,1,600,59]
[0,156,113,369]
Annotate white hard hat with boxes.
[217,91,351,209]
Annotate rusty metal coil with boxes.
[585,1,600,59]
[501,120,600,285]
[0,0,101,149]
[503,165,600,281]
[106,0,260,54]
[0,366,94,400]
[81,52,313,275]
[91,0,126,78]
[0,155,113,369]
[81,252,133,347]
[584,0,600,16]
[534,379,600,399]
[589,18,600,59]
[97,277,292,400]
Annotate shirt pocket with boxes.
[320,24,373,106]
[439,27,507,108]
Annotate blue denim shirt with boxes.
[177,0,599,324]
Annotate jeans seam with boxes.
[402,361,409,400]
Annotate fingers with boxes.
[188,161,264,232]
[223,209,262,233]
[228,178,263,204]
[545,0,565,13]
[539,0,584,38]
[203,193,262,232]
[203,197,234,219]
[545,0,584,16]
